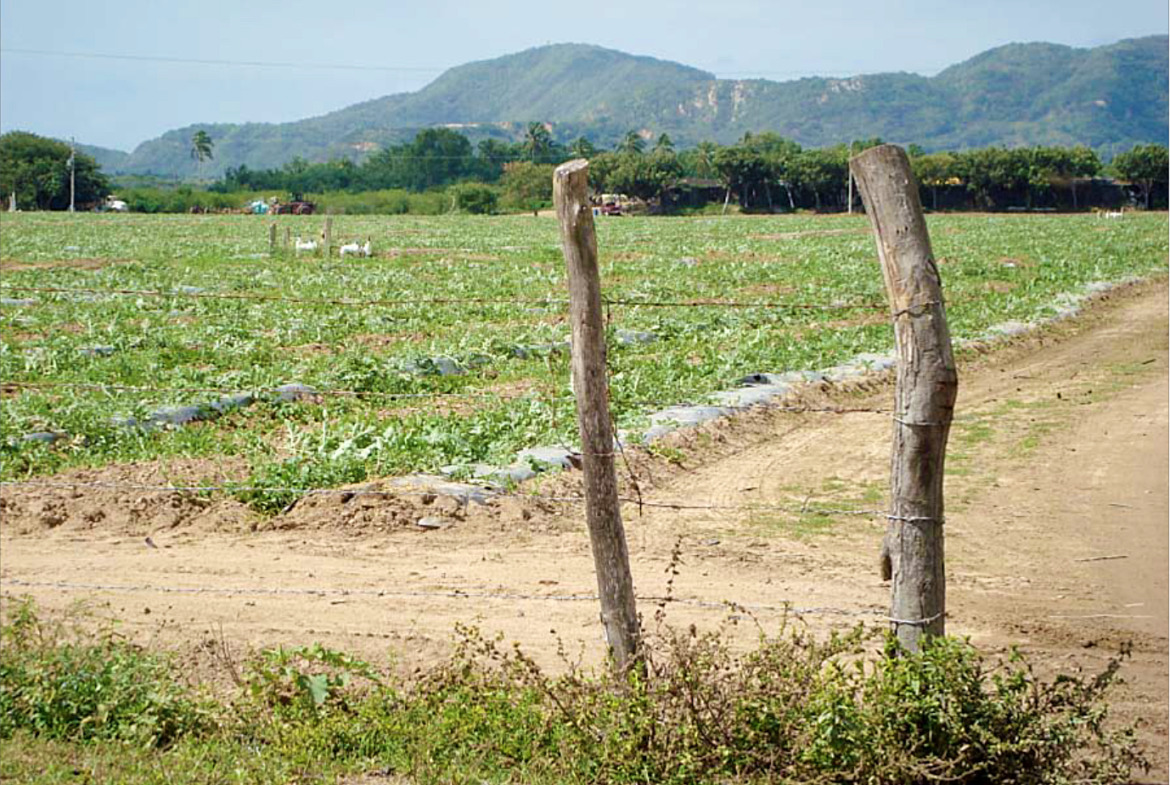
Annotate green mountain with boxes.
[112,36,1168,177]
[52,141,130,173]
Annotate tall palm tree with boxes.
[524,122,553,163]
[653,133,675,153]
[617,131,645,155]
[569,136,597,159]
[190,130,214,181]
[693,141,719,178]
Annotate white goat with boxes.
[294,235,318,254]
[340,237,372,258]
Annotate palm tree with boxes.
[524,122,553,163]
[617,131,645,155]
[190,130,214,181]
[653,133,675,153]
[570,136,597,159]
[692,141,719,178]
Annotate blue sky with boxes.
[1,0,1166,151]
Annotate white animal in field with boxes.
[340,238,373,258]
[294,235,318,254]
[1104,209,1125,219]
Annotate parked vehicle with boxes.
[600,193,626,216]
[272,200,316,215]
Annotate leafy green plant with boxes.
[0,601,1149,784]
[244,644,381,716]
[1,212,1166,490]
[449,183,500,214]
[0,600,212,747]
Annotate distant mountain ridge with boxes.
[107,36,1168,177]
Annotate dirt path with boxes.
[2,280,1167,774]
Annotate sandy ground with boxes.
[2,279,1167,776]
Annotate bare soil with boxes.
[2,279,1167,775]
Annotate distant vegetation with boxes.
[202,129,1163,214]
[4,126,1166,215]
[98,36,1168,178]
[0,132,110,210]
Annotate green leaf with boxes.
[304,673,330,707]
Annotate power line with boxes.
[0,46,931,87]
[0,47,446,74]
[0,47,892,83]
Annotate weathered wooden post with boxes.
[268,223,277,253]
[283,227,291,254]
[553,159,641,672]
[322,217,333,258]
[850,145,957,652]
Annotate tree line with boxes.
[0,132,111,210]
[2,126,1166,213]
[213,125,1168,212]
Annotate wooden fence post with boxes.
[268,223,277,253]
[850,144,958,653]
[283,227,291,254]
[323,217,333,258]
[553,159,641,673]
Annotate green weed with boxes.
[0,600,214,747]
[0,602,1148,784]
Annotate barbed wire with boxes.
[1,284,567,309]
[0,577,886,619]
[0,284,885,312]
[0,380,532,402]
[0,478,888,520]
[2,379,896,416]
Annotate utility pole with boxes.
[68,137,76,214]
[847,140,855,214]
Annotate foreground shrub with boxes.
[0,600,213,747]
[399,623,1147,784]
[0,602,1147,783]
[449,182,500,214]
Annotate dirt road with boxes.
[2,279,1167,774]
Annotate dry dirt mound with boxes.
[0,459,253,535]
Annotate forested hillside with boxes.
[107,36,1167,177]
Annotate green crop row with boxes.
[2,212,1167,502]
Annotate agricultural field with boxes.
[1,211,1167,508]
[2,210,1168,784]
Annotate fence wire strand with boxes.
[1,284,884,312]
[2,379,896,415]
[0,578,886,619]
[0,478,888,520]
